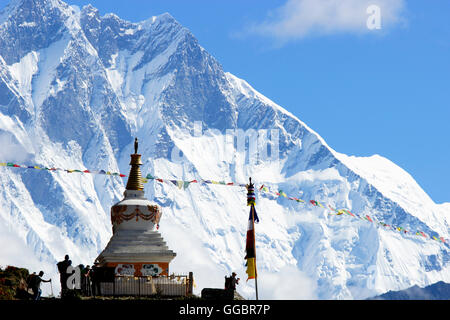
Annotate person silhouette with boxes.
[30,271,51,300]
[56,255,70,297]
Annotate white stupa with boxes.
[96,138,176,277]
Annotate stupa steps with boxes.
[103,247,175,254]
[107,237,168,243]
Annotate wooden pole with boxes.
[248,177,259,300]
[252,204,259,300]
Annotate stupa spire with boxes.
[125,137,144,191]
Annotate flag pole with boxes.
[248,177,259,300]
[252,203,259,301]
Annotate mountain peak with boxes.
[81,3,99,17]
[1,0,65,13]
[0,0,81,64]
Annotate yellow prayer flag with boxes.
[246,257,256,281]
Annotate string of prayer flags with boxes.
[278,190,288,198]
[133,172,449,245]
[1,161,127,178]
[2,161,447,245]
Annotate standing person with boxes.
[56,255,70,298]
[230,272,240,291]
[84,265,91,296]
[90,262,101,297]
[30,271,51,300]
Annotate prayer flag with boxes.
[245,205,259,281]
[245,258,256,281]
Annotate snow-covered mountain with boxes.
[0,0,448,300]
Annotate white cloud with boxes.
[247,0,405,43]
[258,265,318,299]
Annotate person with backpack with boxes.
[224,272,239,291]
[230,272,239,291]
[30,271,51,300]
[56,254,70,297]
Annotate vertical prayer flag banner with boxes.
[245,205,259,281]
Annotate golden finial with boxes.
[126,138,144,191]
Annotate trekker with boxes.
[56,254,70,297]
[83,265,91,295]
[90,262,101,296]
[224,272,240,291]
[230,272,240,291]
[30,271,51,300]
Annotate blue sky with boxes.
[3,0,450,204]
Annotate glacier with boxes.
[0,0,448,300]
